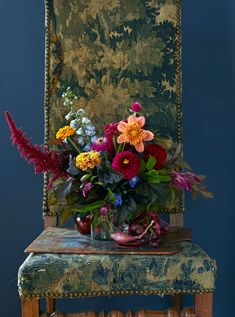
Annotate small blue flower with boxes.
[114,194,122,207]
[85,124,96,136]
[83,144,91,152]
[129,176,140,188]
[70,119,80,130]
[77,136,84,145]
[91,135,97,143]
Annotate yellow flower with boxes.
[56,126,75,140]
[117,115,154,152]
[75,151,101,171]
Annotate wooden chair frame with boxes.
[19,1,215,315]
[22,293,213,317]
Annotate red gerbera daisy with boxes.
[144,144,167,169]
[112,151,141,180]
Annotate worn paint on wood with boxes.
[25,227,191,255]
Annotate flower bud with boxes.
[131,102,141,112]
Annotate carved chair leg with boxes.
[172,295,181,311]
[21,298,40,317]
[181,308,195,317]
[195,293,213,317]
[46,297,56,314]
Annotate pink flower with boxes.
[131,102,141,112]
[112,151,141,180]
[91,136,114,154]
[81,182,94,197]
[100,205,111,217]
[171,171,192,191]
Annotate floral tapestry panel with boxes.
[44,0,183,215]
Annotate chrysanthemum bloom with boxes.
[75,151,101,171]
[112,151,141,179]
[56,126,75,140]
[144,144,167,169]
[92,136,114,154]
[117,115,154,152]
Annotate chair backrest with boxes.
[43,0,184,229]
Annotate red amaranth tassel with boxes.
[5,111,68,186]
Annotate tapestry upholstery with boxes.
[18,241,216,298]
[44,0,183,215]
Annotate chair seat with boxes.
[18,241,216,299]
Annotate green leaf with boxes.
[56,177,74,199]
[107,188,116,204]
[145,170,160,183]
[80,174,91,182]
[97,165,123,185]
[60,206,74,225]
[145,170,171,184]
[67,155,79,176]
[48,190,57,206]
[72,200,105,213]
[139,159,146,175]
[146,155,156,171]
[114,197,137,226]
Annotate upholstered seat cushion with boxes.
[18,241,216,298]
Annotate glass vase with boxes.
[91,220,112,241]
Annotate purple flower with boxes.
[114,193,122,207]
[100,205,111,217]
[187,172,203,184]
[129,176,140,188]
[171,171,192,191]
[81,181,94,197]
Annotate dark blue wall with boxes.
[0,1,234,316]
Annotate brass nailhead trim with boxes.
[21,288,214,299]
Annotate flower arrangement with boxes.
[6,88,213,245]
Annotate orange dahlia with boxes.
[117,115,154,152]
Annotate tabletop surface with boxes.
[25,227,191,255]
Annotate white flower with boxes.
[75,127,83,135]
[70,119,80,130]
[77,109,86,116]
[82,117,91,124]
[77,136,84,145]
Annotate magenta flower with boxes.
[104,122,119,141]
[100,205,111,217]
[91,136,114,154]
[112,151,141,180]
[81,182,94,197]
[171,171,192,191]
[131,102,141,112]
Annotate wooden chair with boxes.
[18,1,216,316]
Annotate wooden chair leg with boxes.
[172,295,181,311]
[181,308,195,317]
[21,298,40,317]
[46,297,56,314]
[195,293,213,317]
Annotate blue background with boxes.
[0,1,234,316]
